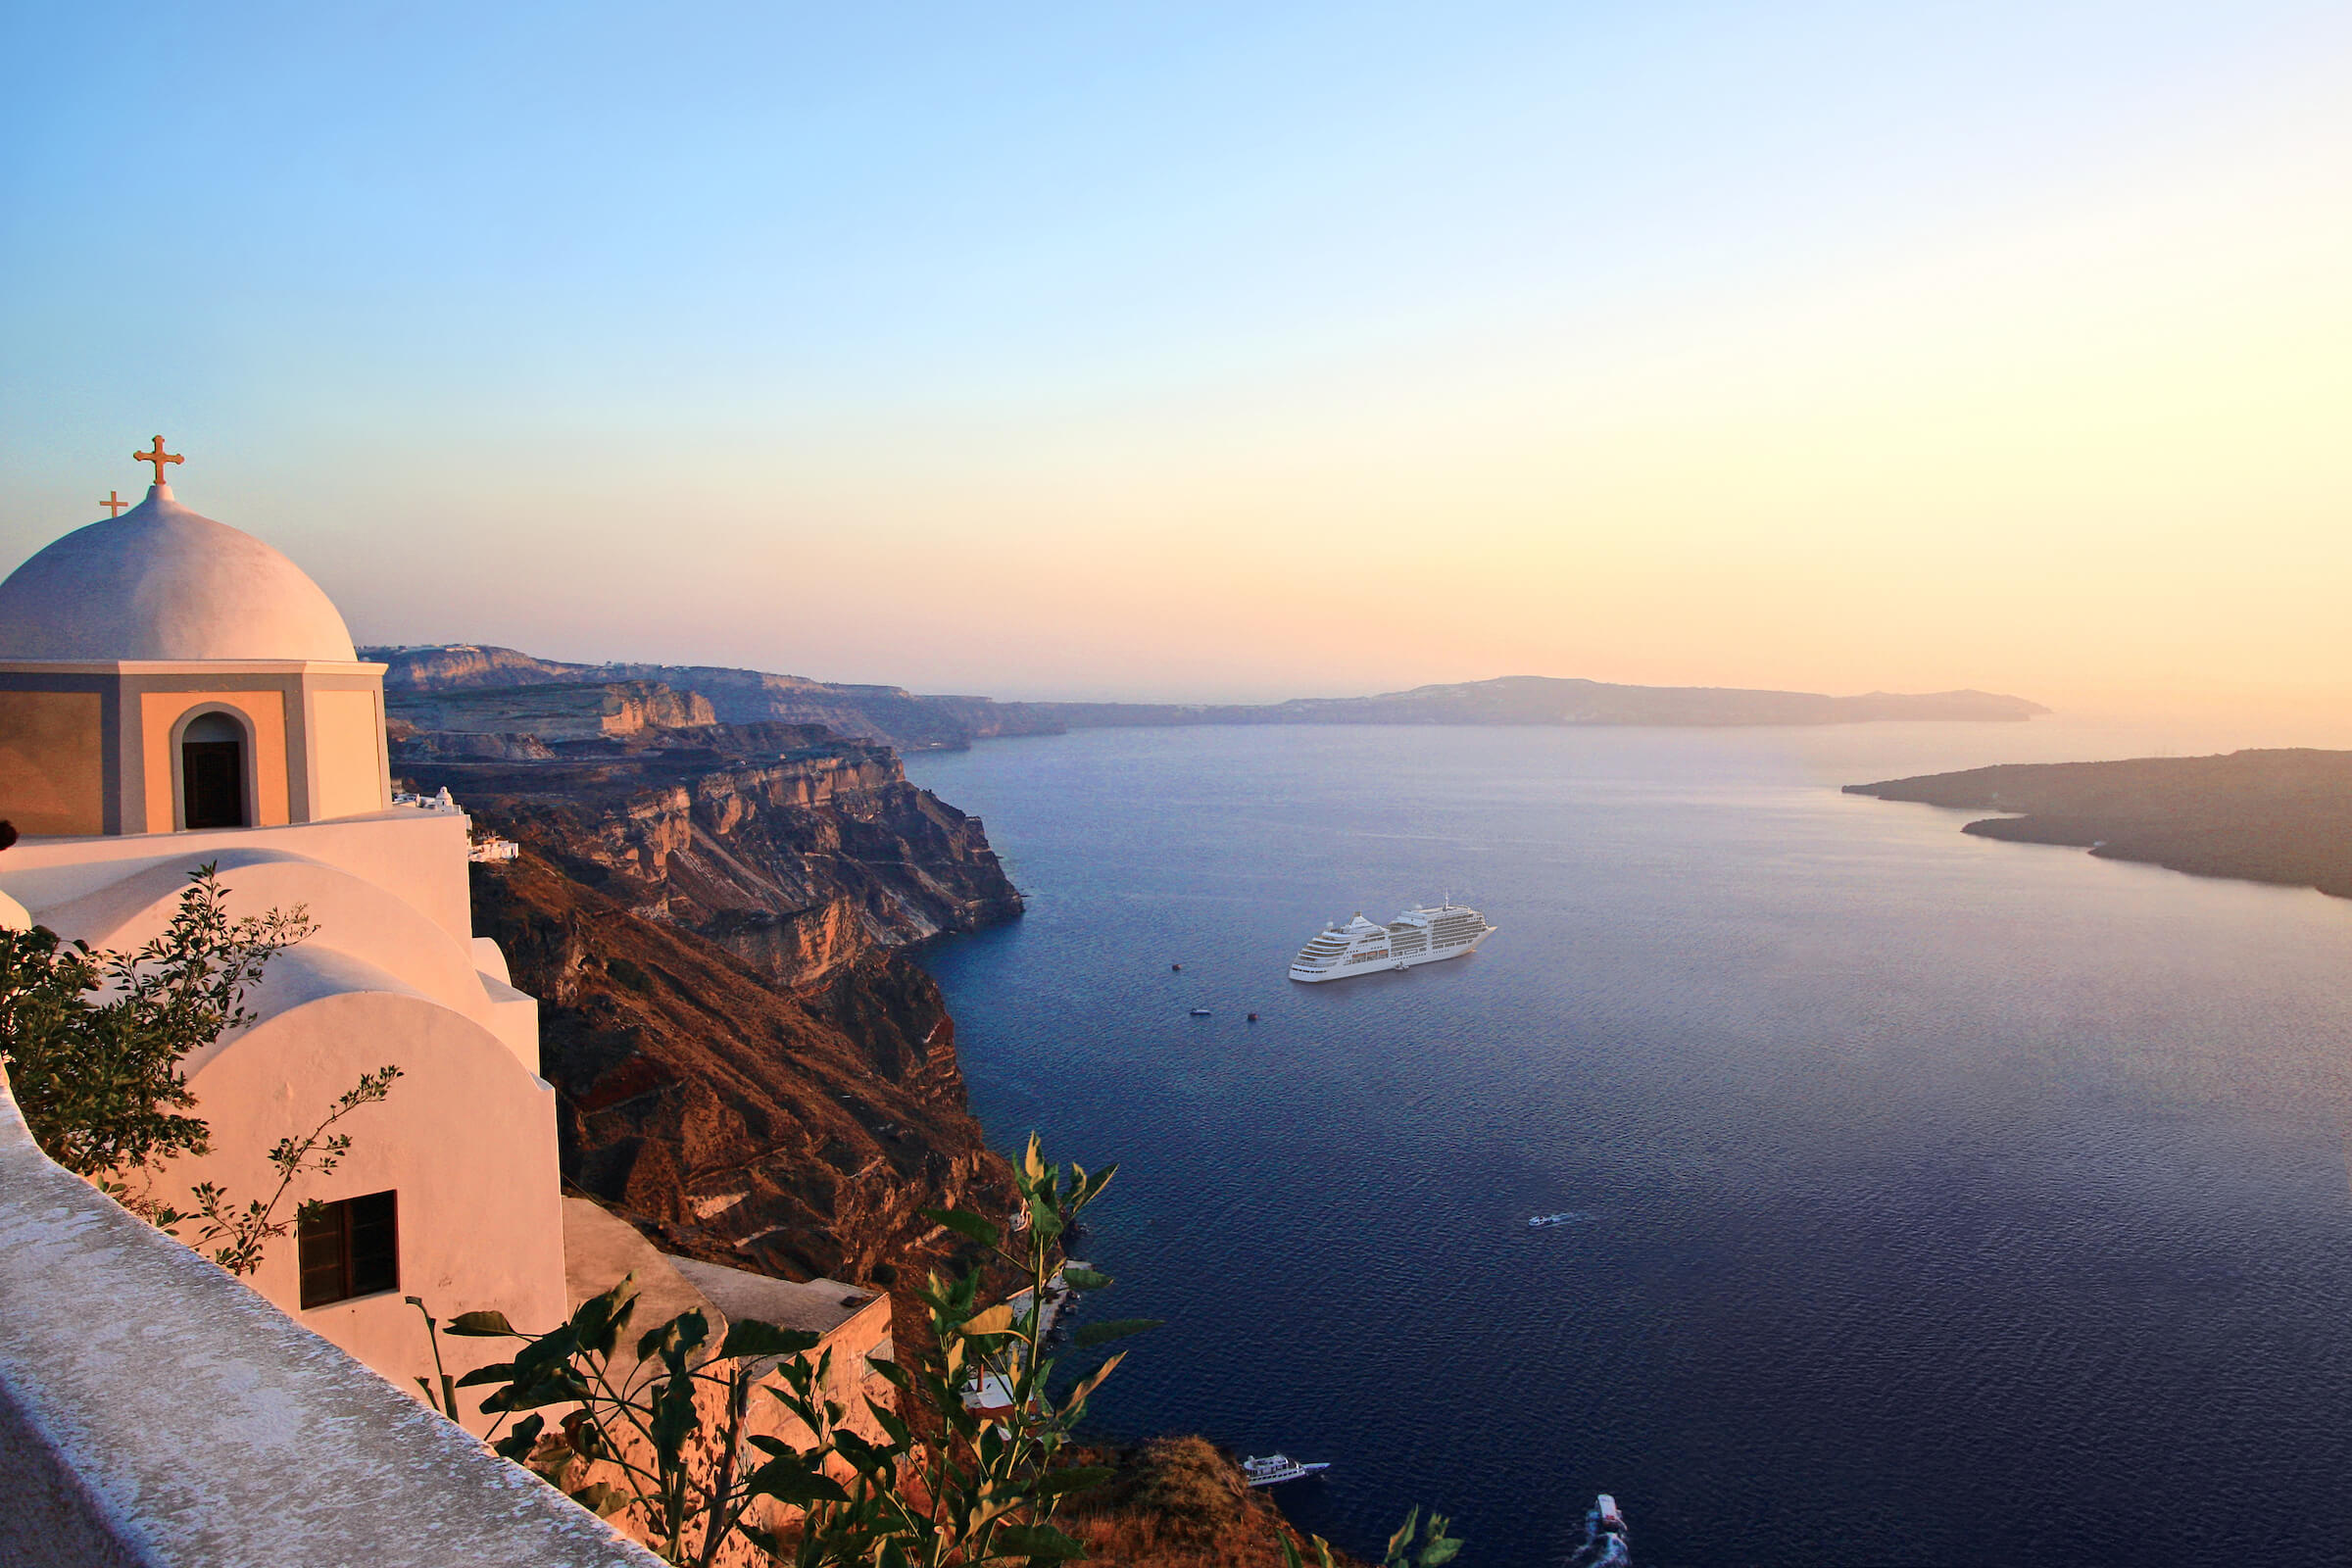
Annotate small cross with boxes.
[133,435,182,484]
[100,490,128,516]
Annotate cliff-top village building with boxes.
[0,444,889,1564]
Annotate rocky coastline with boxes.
[1846,748,2352,900]
[395,728,1021,987]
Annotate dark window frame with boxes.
[297,1191,400,1308]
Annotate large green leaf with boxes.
[1072,1317,1161,1348]
[443,1309,517,1337]
[868,1401,914,1450]
[720,1318,822,1361]
[1023,1190,1065,1241]
[452,1360,519,1389]
[745,1459,852,1507]
[991,1523,1089,1560]
[923,1206,1003,1249]
[1073,1163,1119,1211]
[636,1307,710,1367]
[489,1412,544,1462]
[1058,1266,1113,1292]
[961,1301,1018,1338]
[833,1428,897,1475]
[1065,1350,1125,1410]
[477,1372,592,1413]
[1386,1508,1420,1563]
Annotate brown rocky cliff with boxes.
[366,644,1061,752]
[1056,1438,1373,1568]
[390,680,716,740]
[398,729,1021,988]
[471,850,1014,1285]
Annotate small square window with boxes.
[298,1191,399,1308]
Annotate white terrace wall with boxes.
[0,1065,660,1568]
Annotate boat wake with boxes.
[1564,1495,1631,1566]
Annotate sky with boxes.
[3,2,2348,723]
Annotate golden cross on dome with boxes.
[101,490,129,516]
[134,435,182,484]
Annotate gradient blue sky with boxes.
[4,3,2348,717]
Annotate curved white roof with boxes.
[0,485,356,662]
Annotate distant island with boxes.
[1013,676,2047,731]
[364,645,2047,751]
[1846,749,2352,901]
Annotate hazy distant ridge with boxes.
[1022,676,2048,730]
[364,645,2046,750]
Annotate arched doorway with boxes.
[180,711,249,829]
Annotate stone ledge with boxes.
[0,1065,659,1568]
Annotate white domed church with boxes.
[0,452,566,1417]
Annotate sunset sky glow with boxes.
[4,2,2348,725]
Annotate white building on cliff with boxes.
[0,453,895,1563]
[0,464,568,1401]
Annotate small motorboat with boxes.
[1596,1494,1627,1534]
[1170,962,1183,971]
[1246,1012,1259,1022]
[1240,1453,1330,1488]
[1189,1007,1212,1017]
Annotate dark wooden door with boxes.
[181,741,246,828]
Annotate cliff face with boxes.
[390,681,715,740]
[1846,748,2352,899]
[367,644,1058,752]
[470,850,1013,1284]
[396,728,1021,988]
[387,683,1027,1282]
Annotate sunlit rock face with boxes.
[395,725,1022,986]
[383,693,1023,1288]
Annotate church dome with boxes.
[0,486,357,662]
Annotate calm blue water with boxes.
[906,723,2352,1567]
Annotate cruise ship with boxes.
[1289,903,1495,983]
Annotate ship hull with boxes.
[1289,929,1492,983]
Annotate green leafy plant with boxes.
[452,1132,1145,1566]
[0,863,312,1175]
[1281,1505,1463,1568]
[0,863,400,1278]
[441,1272,825,1565]
[766,1131,1150,1566]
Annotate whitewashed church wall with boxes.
[311,684,392,819]
[0,809,476,943]
[162,988,570,1436]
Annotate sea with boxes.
[904,720,2352,1568]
